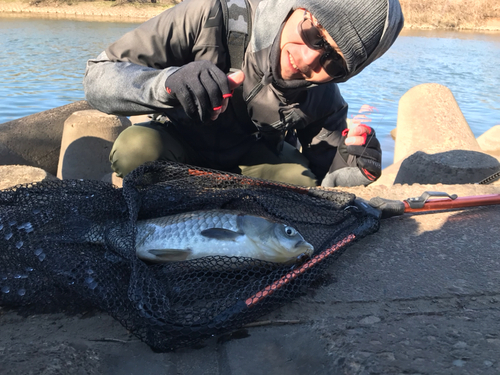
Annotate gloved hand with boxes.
[339,125,382,181]
[165,60,233,123]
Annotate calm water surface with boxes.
[1,17,499,168]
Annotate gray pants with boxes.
[110,121,318,187]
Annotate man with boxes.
[84,0,404,187]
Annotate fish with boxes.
[135,209,314,264]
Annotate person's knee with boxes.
[273,165,317,186]
[110,124,164,177]
[240,163,317,187]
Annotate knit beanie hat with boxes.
[296,0,388,73]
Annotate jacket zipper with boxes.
[244,82,263,104]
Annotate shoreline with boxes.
[0,1,172,23]
[1,0,500,30]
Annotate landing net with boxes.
[0,161,379,351]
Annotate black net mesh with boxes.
[0,161,379,351]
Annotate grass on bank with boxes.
[5,0,500,29]
[400,0,500,29]
[24,0,180,6]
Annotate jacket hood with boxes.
[251,0,404,83]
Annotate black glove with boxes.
[336,125,382,181]
[165,60,232,123]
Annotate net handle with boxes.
[212,235,357,325]
[244,234,356,307]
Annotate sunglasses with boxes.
[298,12,348,79]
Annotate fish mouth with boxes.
[295,240,314,255]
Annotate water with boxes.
[0,17,138,121]
[1,17,499,168]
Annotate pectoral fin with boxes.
[147,248,192,261]
[200,228,243,241]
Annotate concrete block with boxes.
[0,141,29,166]
[57,110,131,181]
[394,83,481,163]
[394,150,500,185]
[477,125,500,156]
[0,100,92,175]
[0,165,58,191]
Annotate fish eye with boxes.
[284,226,297,237]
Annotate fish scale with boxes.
[134,210,314,263]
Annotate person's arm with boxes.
[83,0,228,118]
[84,51,178,116]
[298,97,381,187]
